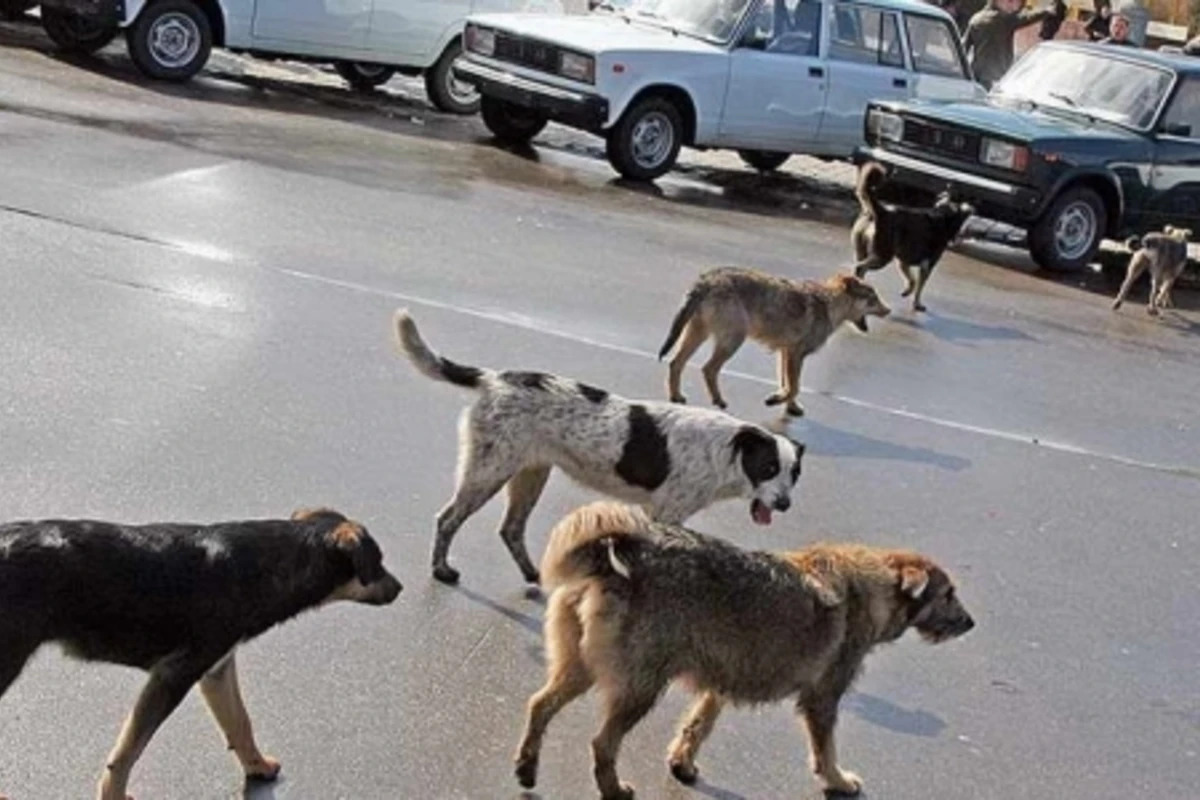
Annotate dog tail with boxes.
[1126,235,1144,252]
[658,284,706,360]
[540,502,652,590]
[393,309,488,389]
[856,162,887,219]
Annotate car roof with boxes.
[830,0,958,24]
[1041,40,1200,74]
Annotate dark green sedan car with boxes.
[856,41,1200,271]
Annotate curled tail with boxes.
[856,161,887,219]
[658,285,707,360]
[393,309,487,389]
[1125,236,1144,252]
[540,502,652,590]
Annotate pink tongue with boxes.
[752,504,773,525]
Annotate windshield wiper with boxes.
[1048,91,1077,107]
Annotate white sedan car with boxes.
[456,0,983,179]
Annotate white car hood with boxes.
[467,12,725,55]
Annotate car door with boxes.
[1148,75,1200,232]
[816,3,909,154]
[251,0,372,49]
[903,12,976,99]
[368,0,472,60]
[718,0,828,151]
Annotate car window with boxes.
[743,0,822,57]
[1161,77,1200,138]
[905,14,967,79]
[829,6,904,67]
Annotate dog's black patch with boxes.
[789,439,805,485]
[501,371,552,390]
[615,405,671,490]
[732,427,782,486]
[577,382,609,403]
[439,358,484,388]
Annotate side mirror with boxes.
[739,30,770,50]
[1161,121,1193,137]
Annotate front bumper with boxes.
[855,146,1043,225]
[454,59,609,134]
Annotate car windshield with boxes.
[624,0,756,42]
[992,47,1175,130]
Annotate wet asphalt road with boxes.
[1,23,1199,800]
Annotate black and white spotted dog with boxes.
[394,310,806,585]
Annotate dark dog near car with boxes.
[514,502,975,799]
[852,161,974,313]
[0,507,401,800]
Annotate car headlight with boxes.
[464,24,495,57]
[980,138,1029,171]
[866,108,904,143]
[559,51,595,84]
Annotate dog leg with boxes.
[198,653,280,782]
[666,692,724,785]
[99,654,212,800]
[701,332,744,411]
[897,261,917,298]
[0,631,38,698]
[852,255,885,280]
[592,687,660,800]
[764,349,791,407]
[779,350,805,417]
[911,262,933,313]
[432,474,509,584]
[514,591,594,789]
[666,320,708,405]
[498,465,552,584]
[798,700,862,796]
[1112,253,1148,311]
[1148,272,1163,316]
[1157,275,1177,309]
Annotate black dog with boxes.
[851,162,974,313]
[0,507,401,800]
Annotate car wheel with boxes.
[41,7,118,54]
[335,61,397,92]
[425,39,480,114]
[738,150,790,173]
[1029,186,1107,272]
[480,96,548,144]
[606,95,684,182]
[126,0,212,81]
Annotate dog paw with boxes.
[246,756,281,782]
[819,768,863,796]
[514,757,539,789]
[1111,300,1123,310]
[712,400,728,410]
[785,402,805,417]
[521,567,541,585]
[669,394,688,405]
[913,303,928,313]
[602,783,636,800]
[432,564,461,585]
[900,285,915,298]
[1147,306,1160,317]
[668,758,699,785]
[764,393,785,406]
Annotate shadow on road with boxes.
[795,418,972,472]
[844,693,947,738]
[889,311,1037,346]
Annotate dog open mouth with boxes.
[751,499,773,525]
[853,316,870,333]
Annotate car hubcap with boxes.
[1054,201,1097,261]
[630,111,674,170]
[149,12,200,69]
[447,57,478,106]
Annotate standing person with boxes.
[1101,10,1137,45]
[1085,0,1113,40]
[963,0,1067,89]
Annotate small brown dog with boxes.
[1112,226,1193,316]
[514,502,975,799]
[658,268,891,417]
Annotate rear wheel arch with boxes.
[619,84,697,146]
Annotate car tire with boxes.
[425,39,480,114]
[606,95,684,182]
[335,61,397,92]
[1029,186,1107,272]
[126,0,212,82]
[738,149,790,173]
[480,96,548,144]
[41,7,119,54]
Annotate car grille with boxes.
[493,33,561,75]
[902,118,980,162]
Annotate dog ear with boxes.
[788,438,806,461]
[898,565,929,599]
[328,521,384,585]
[291,506,344,522]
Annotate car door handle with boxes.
[809,66,824,78]
[893,77,907,88]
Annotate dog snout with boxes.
[957,614,975,635]
[369,573,403,605]
[873,301,892,317]
[773,496,791,513]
